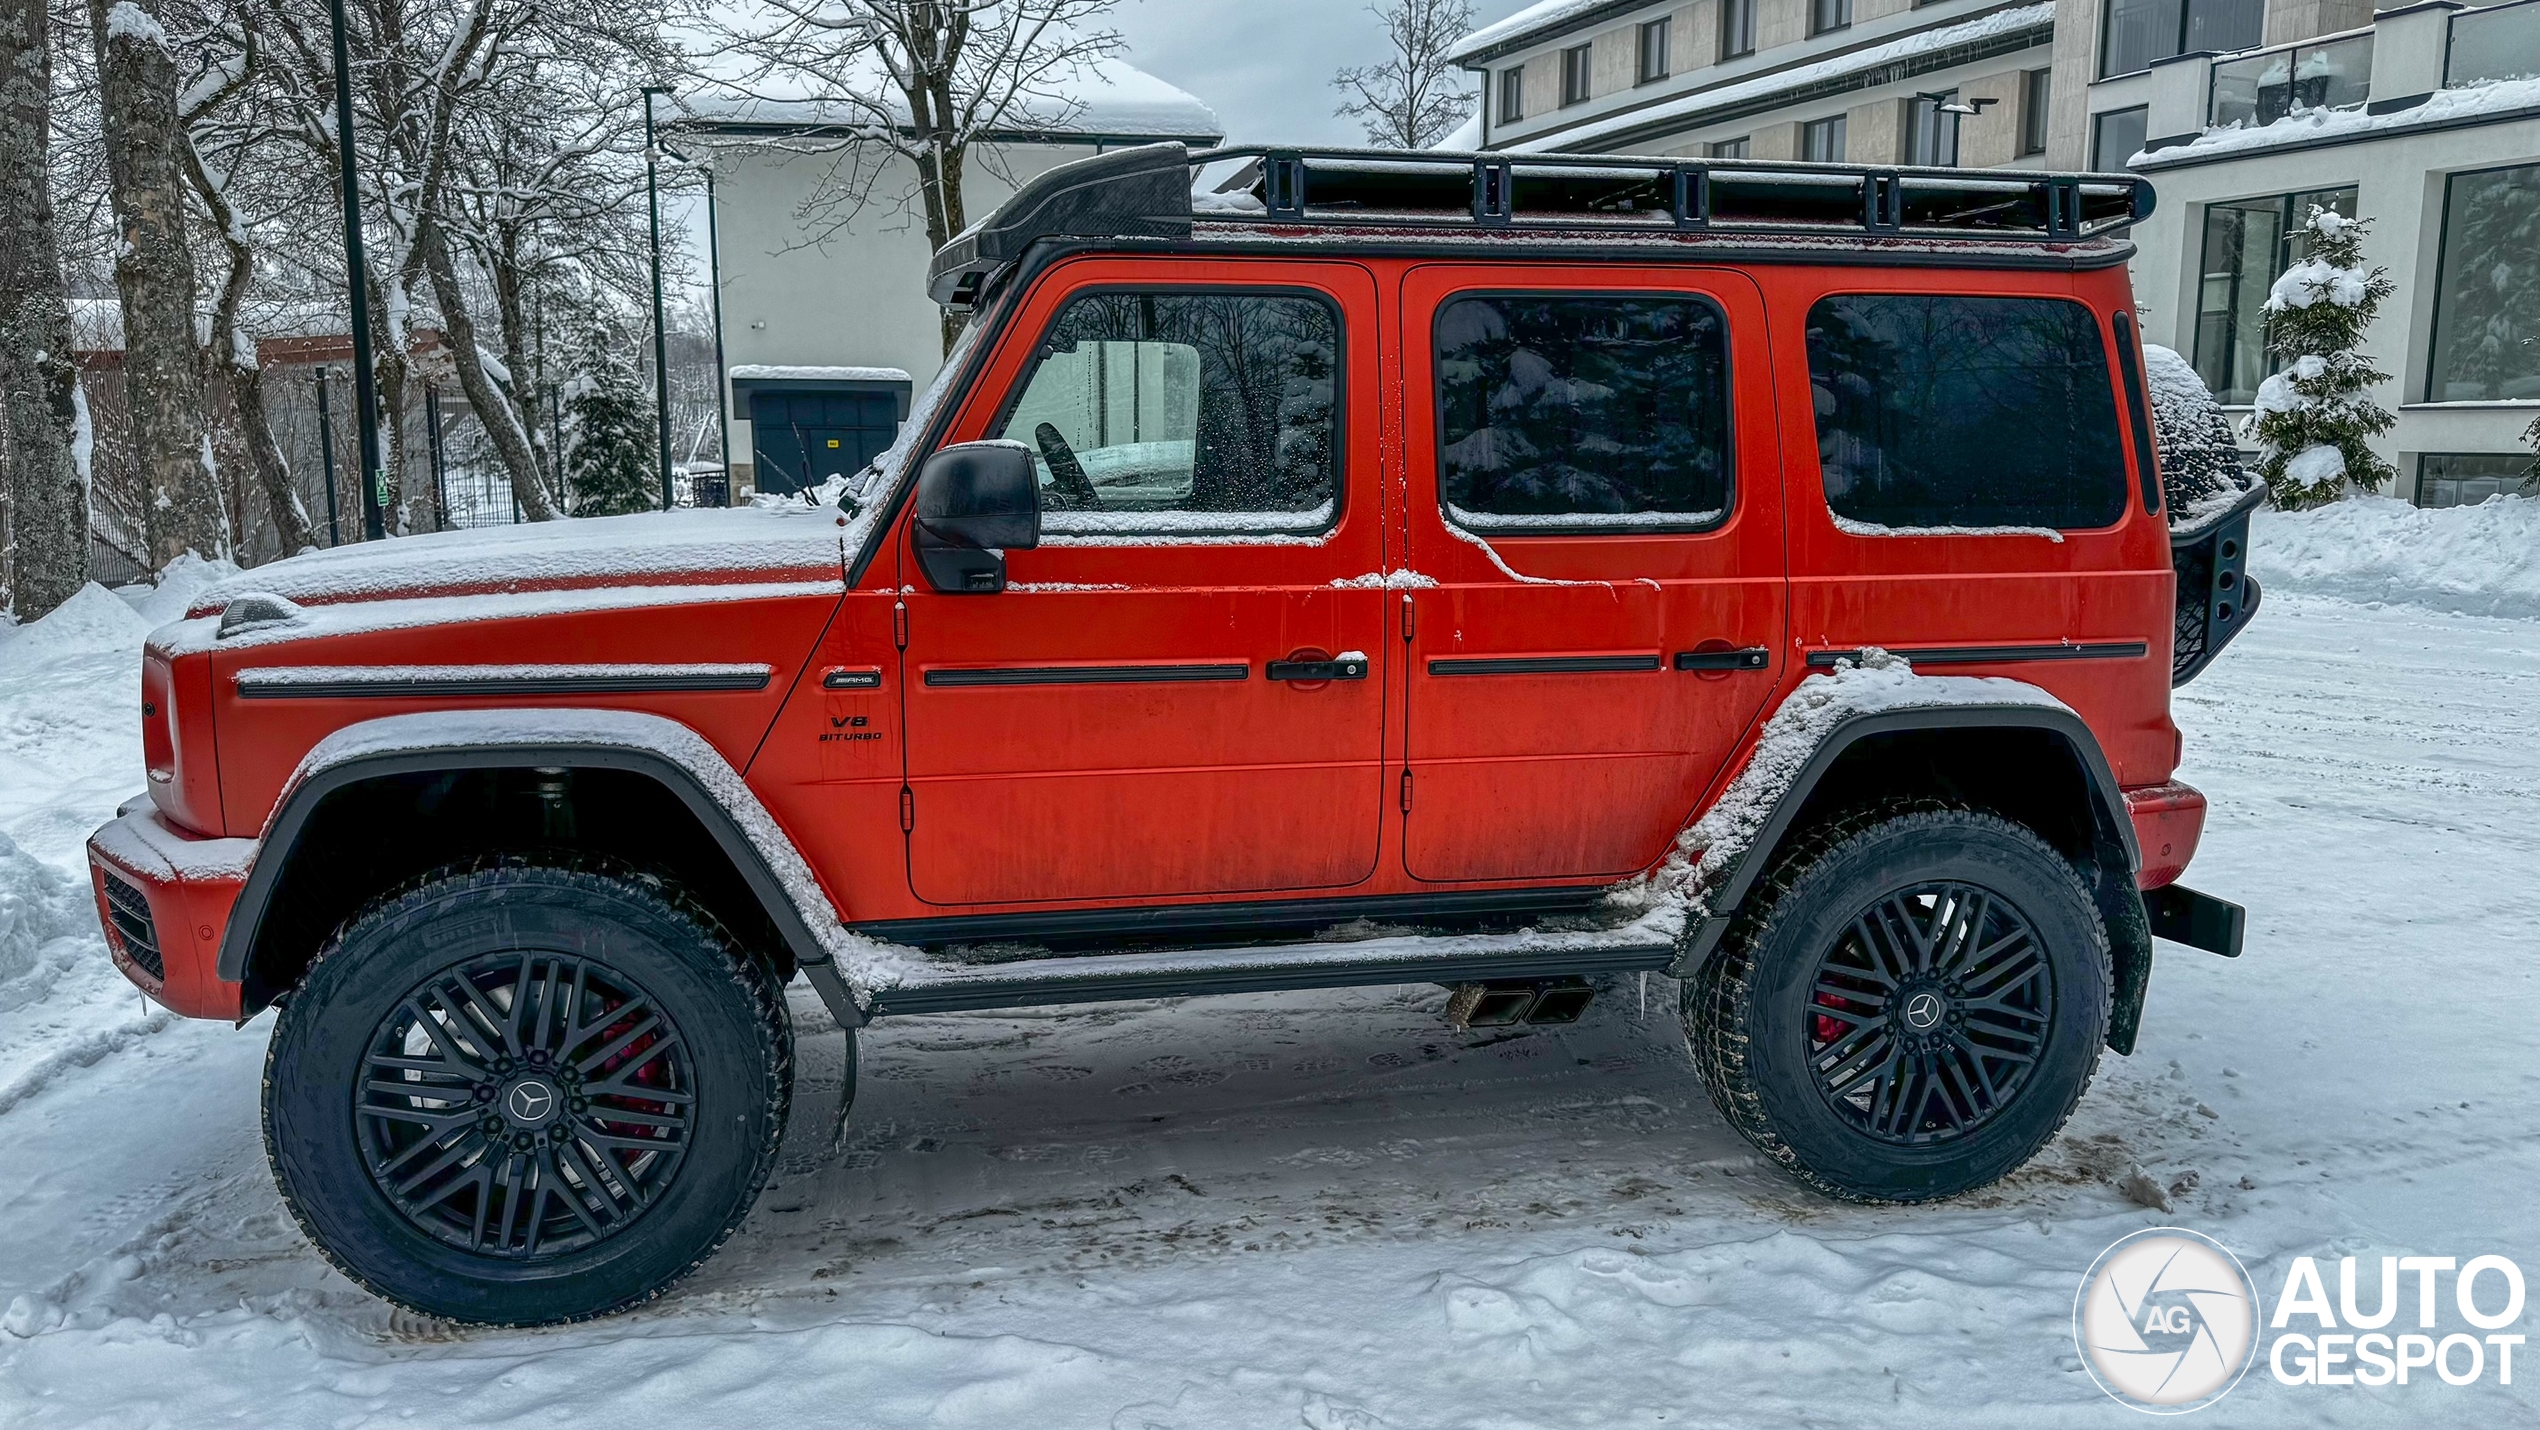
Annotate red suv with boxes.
[87,143,2255,1325]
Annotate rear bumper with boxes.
[84,799,255,1021]
[2124,780,2207,890]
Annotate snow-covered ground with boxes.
[2,503,2536,1427]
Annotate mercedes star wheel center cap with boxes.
[505,1078,560,1126]
[1903,992,1945,1030]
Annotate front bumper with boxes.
[85,798,256,1020]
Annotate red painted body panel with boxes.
[88,821,246,1020]
[88,245,2204,1016]
[2125,781,2208,890]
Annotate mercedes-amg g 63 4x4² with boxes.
[87,143,2259,1324]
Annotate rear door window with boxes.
[1806,294,2128,532]
[1434,293,1732,532]
[1000,289,1340,534]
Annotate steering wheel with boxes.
[1033,423,1102,509]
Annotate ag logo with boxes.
[2076,1228,2261,1413]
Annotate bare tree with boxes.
[704,0,1124,354]
[1332,0,1474,150]
[90,0,229,566]
[0,0,90,614]
[173,5,319,553]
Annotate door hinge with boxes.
[893,600,908,650]
[898,785,915,832]
[1400,593,1415,642]
[1399,768,1414,813]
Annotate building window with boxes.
[2099,0,2263,79]
[2426,163,2540,403]
[1562,43,1593,106]
[1906,92,1962,166]
[1803,115,1848,162]
[1002,290,1340,530]
[2210,36,2373,129]
[1721,0,1757,59]
[2089,105,2147,169]
[1807,294,2130,531]
[1638,17,1671,84]
[2191,188,2357,406]
[2418,454,2537,508]
[1709,136,1752,158]
[1812,0,1852,35]
[2021,69,2052,155]
[1435,294,1733,530]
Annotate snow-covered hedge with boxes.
[2252,494,2540,620]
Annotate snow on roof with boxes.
[1433,109,1485,151]
[1447,0,1636,65]
[680,54,1222,142]
[1500,2,2054,153]
[2133,74,2540,169]
[728,364,913,384]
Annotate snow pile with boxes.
[2252,493,2540,619]
[0,586,150,670]
[2265,256,2367,312]
[0,835,83,1015]
[1611,651,2068,921]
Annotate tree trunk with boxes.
[0,0,89,615]
[185,135,318,556]
[89,0,225,568]
[421,225,557,519]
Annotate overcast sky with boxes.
[1112,0,1538,147]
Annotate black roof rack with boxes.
[927,141,2155,312]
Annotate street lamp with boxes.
[642,84,676,511]
[328,0,386,539]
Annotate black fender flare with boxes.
[217,743,839,995]
[1672,703,2152,1053]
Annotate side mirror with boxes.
[912,441,1040,593]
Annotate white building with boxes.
[680,63,1221,496]
[2122,1,2540,503]
[1445,0,2063,169]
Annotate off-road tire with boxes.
[264,859,791,1325]
[1686,803,2110,1202]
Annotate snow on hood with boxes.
[185,505,853,618]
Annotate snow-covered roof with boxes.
[1432,109,1485,151]
[1447,0,1644,65]
[2133,73,2540,169]
[679,54,1222,143]
[1498,1,2054,153]
[728,364,913,384]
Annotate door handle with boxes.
[1673,647,1771,671]
[1267,655,1370,682]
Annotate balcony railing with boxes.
[2209,33,2374,128]
[2447,0,2540,88]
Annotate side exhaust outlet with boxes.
[1444,978,1593,1029]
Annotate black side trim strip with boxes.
[924,662,1249,687]
[235,669,775,699]
[856,885,1610,947]
[868,940,1675,1016]
[1805,642,2148,667]
[1427,654,1662,676]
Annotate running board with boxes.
[857,926,1677,1019]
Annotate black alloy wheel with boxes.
[1802,882,2054,1146]
[358,951,695,1260]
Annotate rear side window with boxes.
[1806,294,2128,532]
[1435,293,1731,531]
[1001,289,1339,533]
